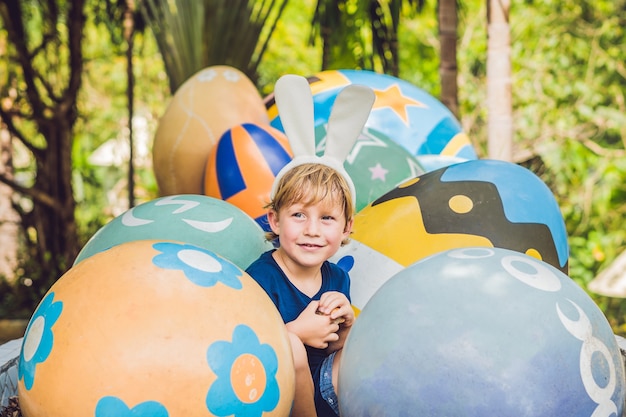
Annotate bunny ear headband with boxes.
[271,74,376,207]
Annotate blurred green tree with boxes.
[0,0,86,306]
[139,0,289,93]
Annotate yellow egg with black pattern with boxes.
[352,159,569,274]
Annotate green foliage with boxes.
[510,0,626,294]
[73,17,166,247]
[140,0,289,92]
[5,0,626,338]
[397,0,440,95]
[257,0,321,94]
[457,0,626,333]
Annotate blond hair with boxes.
[265,163,354,244]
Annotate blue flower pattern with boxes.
[337,255,355,273]
[18,292,63,390]
[152,242,243,289]
[95,396,169,417]
[206,325,280,416]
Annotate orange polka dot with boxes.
[231,354,267,403]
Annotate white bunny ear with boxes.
[324,84,376,163]
[270,74,375,209]
[273,74,315,157]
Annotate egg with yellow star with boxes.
[18,240,294,417]
[265,69,477,161]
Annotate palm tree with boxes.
[486,0,512,161]
[139,0,289,93]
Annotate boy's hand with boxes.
[316,307,345,324]
[286,301,341,349]
[316,291,354,327]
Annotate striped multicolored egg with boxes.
[266,69,477,161]
[153,66,269,196]
[352,159,569,273]
[204,123,292,231]
[18,240,294,417]
[74,194,273,270]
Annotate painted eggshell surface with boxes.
[267,69,477,160]
[153,66,268,195]
[323,126,425,212]
[352,159,569,273]
[74,194,273,270]
[18,240,294,417]
[204,123,292,231]
[329,240,404,315]
[339,247,625,417]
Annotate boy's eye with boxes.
[293,212,304,218]
[322,215,335,221]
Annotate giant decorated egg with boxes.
[204,123,292,230]
[153,66,269,196]
[352,159,569,274]
[329,126,425,212]
[74,194,273,270]
[18,240,294,417]
[339,247,625,416]
[266,69,477,160]
[329,240,403,316]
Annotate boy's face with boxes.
[268,198,353,271]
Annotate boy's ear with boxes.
[267,210,280,235]
[344,217,354,236]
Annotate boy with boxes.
[245,162,356,417]
[246,73,374,416]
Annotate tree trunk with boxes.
[0,0,85,296]
[438,0,459,118]
[0,126,18,282]
[487,0,513,161]
[125,0,136,209]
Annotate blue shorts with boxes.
[315,351,340,416]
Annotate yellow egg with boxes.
[153,66,269,195]
[17,240,294,417]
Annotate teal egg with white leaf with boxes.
[75,194,273,269]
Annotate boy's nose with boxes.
[304,219,320,235]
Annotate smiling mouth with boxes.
[299,243,322,248]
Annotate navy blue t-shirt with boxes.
[245,250,350,415]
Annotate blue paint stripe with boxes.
[216,129,246,200]
[245,123,291,176]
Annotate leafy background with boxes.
[2,0,626,336]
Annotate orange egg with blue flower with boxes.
[204,123,292,231]
[17,240,294,417]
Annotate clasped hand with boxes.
[287,291,354,350]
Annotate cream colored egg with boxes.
[153,66,269,195]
